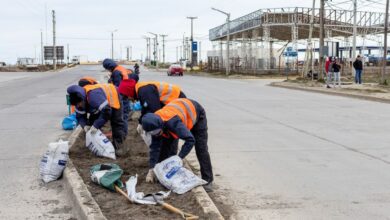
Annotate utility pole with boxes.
[111,29,118,59]
[130,46,132,60]
[187,16,198,70]
[52,10,56,70]
[319,0,325,79]
[67,43,69,65]
[382,0,390,82]
[160,34,168,64]
[352,0,357,76]
[303,0,315,78]
[211,7,230,76]
[126,47,130,61]
[149,32,159,69]
[40,29,44,65]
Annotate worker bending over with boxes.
[67,84,128,156]
[141,98,214,192]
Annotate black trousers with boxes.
[111,107,127,147]
[158,138,178,162]
[191,103,214,183]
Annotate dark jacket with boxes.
[353,59,363,70]
[103,58,139,86]
[137,84,186,123]
[144,99,202,168]
[67,85,114,129]
[332,63,341,72]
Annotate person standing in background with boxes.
[353,55,363,84]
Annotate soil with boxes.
[69,113,206,220]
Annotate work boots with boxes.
[114,140,129,157]
[203,182,213,192]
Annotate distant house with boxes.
[17,58,38,68]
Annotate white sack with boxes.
[154,155,207,194]
[40,140,69,183]
[86,129,116,160]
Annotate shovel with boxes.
[152,194,199,220]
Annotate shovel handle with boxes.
[161,202,185,218]
[114,185,132,203]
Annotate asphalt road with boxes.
[0,66,105,219]
[141,68,390,220]
[2,65,390,220]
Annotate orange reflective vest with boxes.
[155,98,197,130]
[113,65,131,80]
[135,81,181,104]
[80,76,98,85]
[84,84,121,109]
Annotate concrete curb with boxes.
[64,126,224,219]
[183,160,225,220]
[63,126,107,220]
[270,82,390,104]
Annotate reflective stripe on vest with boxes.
[135,81,181,104]
[113,65,130,80]
[156,98,197,130]
[84,84,121,109]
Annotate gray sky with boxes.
[0,0,384,64]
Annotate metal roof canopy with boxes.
[209,7,387,41]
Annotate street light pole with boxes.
[211,7,231,76]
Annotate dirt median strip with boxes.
[63,119,224,219]
[270,82,390,104]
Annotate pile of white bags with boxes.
[153,155,207,194]
[40,140,69,183]
[86,129,116,160]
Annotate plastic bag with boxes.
[126,175,170,205]
[154,155,207,194]
[137,125,151,146]
[62,113,78,130]
[130,101,142,111]
[40,140,69,183]
[86,129,116,160]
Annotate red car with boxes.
[167,64,184,76]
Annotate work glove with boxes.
[136,124,143,134]
[83,126,91,133]
[90,126,98,135]
[145,168,156,183]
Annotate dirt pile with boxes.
[69,114,205,220]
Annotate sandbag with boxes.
[154,155,207,194]
[39,140,69,183]
[62,113,78,130]
[86,129,116,160]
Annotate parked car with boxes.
[167,64,184,76]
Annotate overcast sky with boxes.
[0,0,384,64]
